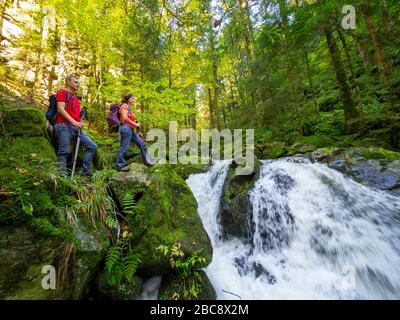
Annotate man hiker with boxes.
[116,93,152,171]
[55,75,97,176]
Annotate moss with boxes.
[0,136,58,225]
[264,144,287,159]
[173,163,209,180]
[29,217,65,238]
[122,165,213,276]
[361,147,400,161]
[1,107,47,137]
[322,147,333,154]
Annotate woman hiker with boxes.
[116,94,152,171]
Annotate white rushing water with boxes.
[186,158,400,300]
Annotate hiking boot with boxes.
[82,171,93,177]
[116,166,129,172]
[144,161,155,167]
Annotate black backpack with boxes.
[45,91,71,125]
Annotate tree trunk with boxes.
[325,24,359,132]
[362,4,390,80]
[382,0,396,41]
[279,0,303,134]
[304,48,319,114]
[362,3,397,110]
[208,87,214,128]
[0,0,13,44]
[337,28,363,114]
[352,33,370,71]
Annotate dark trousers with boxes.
[54,123,97,174]
[116,124,148,169]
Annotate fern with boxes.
[123,250,142,283]
[121,193,135,216]
[105,237,142,286]
[106,242,122,272]
[105,214,119,230]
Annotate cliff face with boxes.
[0,107,214,300]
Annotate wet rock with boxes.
[325,147,400,194]
[219,160,260,241]
[234,256,276,284]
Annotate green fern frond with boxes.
[106,243,122,272]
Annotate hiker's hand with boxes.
[73,121,83,129]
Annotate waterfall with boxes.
[186,158,400,300]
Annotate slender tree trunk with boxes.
[362,3,397,110]
[208,87,214,128]
[362,4,390,80]
[382,0,396,41]
[0,0,13,44]
[337,29,363,114]
[325,24,359,132]
[304,48,319,114]
[352,33,370,71]
[33,7,46,99]
[190,95,196,130]
[279,0,303,134]
[47,22,60,94]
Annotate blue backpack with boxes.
[45,91,71,125]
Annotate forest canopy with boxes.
[0,0,399,150]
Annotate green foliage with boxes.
[71,169,116,225]
[105,235,142,287]
[157,242,206,300]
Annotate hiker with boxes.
[54,75,97,176]
[116,94,152,171]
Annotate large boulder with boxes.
[0,108,109,299]
[0,107,46,137]
[308,147,400,196]
[0,216,107,300]
[0,226,62,299]
[219,160,260,241]
[111,164,213,277]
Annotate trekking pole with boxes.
[71,107,88,179]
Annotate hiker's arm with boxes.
[121,108,140,128]
[57,102,83,129]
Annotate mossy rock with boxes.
[0,107,47,137]
[0,226,63,299]
[172,156,210,180]
[359,147,400,161]
[220,159,260,241]
[88,269,143,300]
[256,141,288,159]
[289,135,336,155]
[67,219,109,299]
[0,121,111,299]
[327,147,400,193]
[0,134,59,226]
[118,164,213,276]
[159,271,216,300]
